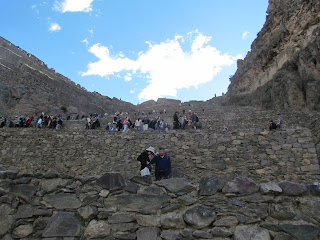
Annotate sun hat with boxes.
[146,146,155,154]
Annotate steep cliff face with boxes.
[0,36,135,116]
[227,0,320,110]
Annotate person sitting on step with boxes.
[276,114,283,129]
[269,120,277,131]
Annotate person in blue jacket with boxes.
[150,147,171,181]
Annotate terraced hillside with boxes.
[0,36,135,116]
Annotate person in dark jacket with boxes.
[190,112,198,129]
[149,119,156,130]
[137,147,155,172]
[150,147,172,181]
[173,112,179,129]
[269,120,277,130]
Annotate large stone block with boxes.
[111,194,170,211]
[109,212,136,224]
[161,230,181,240]
[136,215,161,227]
[10,184,37,202]
[192,230,213,239]
[199,177,225,196]
[234,226,270,240]
[299,200,320,223]
[136,227,160,240]
[42,212,82,237]
[270,203,296,220]
[306,183,320,196]
[222,177,259,193]
[113,232,136,240]
[155,178,195,195]
[183,205,216,229]
[40,178,70,192]
[96,172,126,191]
[278,181,308,196]
[260,182,282,194]
[280,224,319,240]
[160,213,186,229]
[130,175,153,186]
[12,224,33,239]
[15,204,34,219]
[210,227,233,237]
[43,193,81,209]
[84,220,111,239]
[0,205,14,236]
[213,216,239,227]
[77,206,98,221]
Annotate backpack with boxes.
[196,116,199,122]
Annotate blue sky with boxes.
[0,0,268,104]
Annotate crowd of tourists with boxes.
[85,115,101,129]
[85,114,171,132]
[134,109,167,115]
[0,116,33,128]
[83,108,204,132]
[35,114,64,129]
[172,111,201,130]
[0,113,63,129]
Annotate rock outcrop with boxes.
[227,0,320,110]
[0,36,135,116]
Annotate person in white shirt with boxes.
[36,118,43,128]
[135,118,142,131]
[86,116,92,129]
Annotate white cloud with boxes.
[82,31,242,101]
[82,43,138,77]
[89,29,94,35]
[49,22,61,32]
[130,90,135,94]
[242,31,251,40]
[54,0,95,13]
[82,38,89,45]
[124,73,132,82]
[31,4,40,15]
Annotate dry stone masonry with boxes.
[1,126,319,184]
[0,171,319,239]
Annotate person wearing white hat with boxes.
[137,147,155,175]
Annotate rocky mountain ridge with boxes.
[227,0,320,110]
[0,36,135,116]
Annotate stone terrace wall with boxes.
[0,172,319,239]
[1,127,319,184]
[0,36,135,116]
